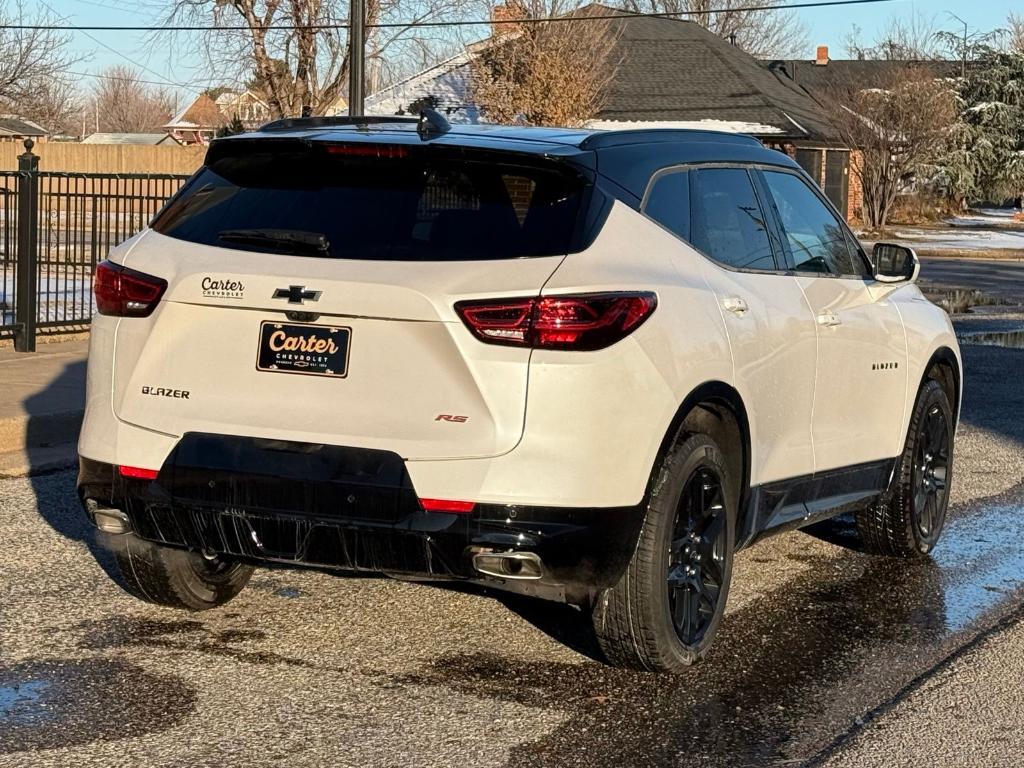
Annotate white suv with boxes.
[78,115,960,672]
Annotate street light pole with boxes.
[348,0,365,116]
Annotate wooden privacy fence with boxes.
[0,141,206,175]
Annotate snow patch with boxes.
[967,101,1003,113]
[585,119,783,135]
[892,228,1024,251]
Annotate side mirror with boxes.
[872,243,920,284]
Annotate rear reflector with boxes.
[455,292,657,351]
[95,261,167,317]
[118,465,159,480]
[419,498,476,514]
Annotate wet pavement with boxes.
[1,345,1023,766]
[957,329,1024,349]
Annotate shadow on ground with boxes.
[24,358,120,581]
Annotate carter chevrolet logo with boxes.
[272,285,322,304]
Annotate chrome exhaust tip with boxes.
[86,499,132,535]
[472,550,543,580]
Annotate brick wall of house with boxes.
[848,150,864,225]
[503,174,536,224]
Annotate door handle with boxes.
[817,312,842,327]
[722,296,749,315]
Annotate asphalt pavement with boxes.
[919,256,1024,303]
[1,265,1024,767]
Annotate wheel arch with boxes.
[651,381,752,538]
[921,346,961,425]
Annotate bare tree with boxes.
[12,76,80,136]
[844,12,948,61]
[1005,12,1024,53]
[163,0,485,118]
[828,66,955,230]
[616,0,807,58]
[471,2,619,127]
[0,3,78,117]
[92,66,176,133]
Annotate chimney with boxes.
[491,1,526,37]
[815,45,830,66]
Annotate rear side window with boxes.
[761,170,866,277]
[152,142,588,261]
[643,170,689,240]
[689,168,776,271]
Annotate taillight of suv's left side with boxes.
[94,260,167,317]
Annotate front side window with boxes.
[762,170,865,277]
[643,170,689,240]
[690,168,777,271]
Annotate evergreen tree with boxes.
[940,47,1024,206]
[216,115,246,138]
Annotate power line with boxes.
[0,0,903,32]
[39,0,197,92]
[66,68,217,93]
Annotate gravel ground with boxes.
[1,293,1023,767]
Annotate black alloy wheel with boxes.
[109,532,255,610]
[911,401,950,546]
[667,467,728,647]
[593,432,736,671]
[856,378,955,558]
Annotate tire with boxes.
[856,379,954,558]
[108,533,254,611]
[592,433,736,672]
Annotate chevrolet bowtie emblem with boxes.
[272,285,322,304]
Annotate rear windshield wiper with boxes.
[218,228,330,255]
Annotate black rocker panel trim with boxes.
[739,458,897,548]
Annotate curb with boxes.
[0,410,83,455]
[0,443,78,479]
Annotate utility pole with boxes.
[348,0,365,116]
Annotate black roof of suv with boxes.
[214,116,801,201]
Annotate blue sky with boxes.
[40,0,1023,103]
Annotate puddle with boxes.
[0,680,48,715]
[0,659,195,753]
[958,329,1024,348]
[77,617,339,671]
[935,503,1024,631]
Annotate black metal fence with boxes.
[0,140,191,351]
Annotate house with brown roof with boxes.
[164,94,228,145]
[761,47,963,215]
[365,6,865,221]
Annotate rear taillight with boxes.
[94,260,167,318]
[455,292,657,351]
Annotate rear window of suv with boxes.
[151,140,588,261]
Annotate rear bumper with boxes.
[78,433,644,605]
